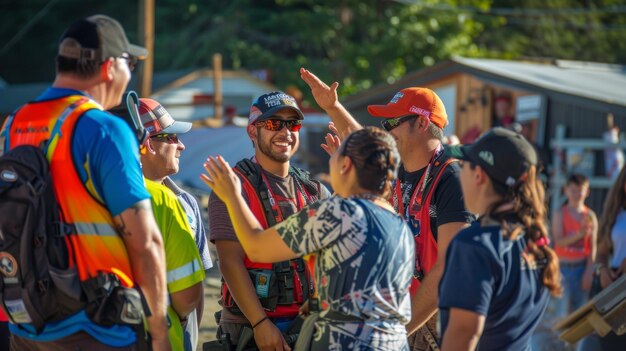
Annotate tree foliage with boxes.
[0,0,624,100]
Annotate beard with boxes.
[257,129,297,163]
[258,138,292,163]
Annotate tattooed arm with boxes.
[114,199,170,351]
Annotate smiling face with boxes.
[387,115,421,160]
[251,108,301,164]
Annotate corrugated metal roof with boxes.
[451,57,626,106]
[150,70,277,121]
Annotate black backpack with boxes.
[0,143,84,332]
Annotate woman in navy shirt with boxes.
[439,127,562,351]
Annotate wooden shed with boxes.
[344,57,626,213]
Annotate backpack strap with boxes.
[421,155,458,204]
[234,158,277,227]
[290,166,322,200]
[0,112,16,155]
[44,97,95,161]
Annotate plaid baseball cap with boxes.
[445,127,538,188]
[368,87,448,129]
[139,99,192,136]
[248,91,304,125]
[58,15,147,63]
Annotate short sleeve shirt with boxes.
[397,159,474,239]
[275,196,414,349]
[6,88,149,346]
[438,221,549,351]
[146,179,205,350]
[209,167,331,243]
[208,165,330,324]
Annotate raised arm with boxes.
[200,156,297,263]
[113,200,170,351]
[300,67,362,138]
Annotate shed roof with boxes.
[344,57,626,110]
[452,57,626,106]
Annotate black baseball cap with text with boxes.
[58,15,148,63]
[445,127,538,188]
[248,91,304,125]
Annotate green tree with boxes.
[1,0,624,100]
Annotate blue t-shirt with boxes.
[276,196,414,350]
[9,87,150,346]
[438,221,549,351]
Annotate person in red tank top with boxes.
[533,173,598,351]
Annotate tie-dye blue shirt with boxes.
[276,195,414,350]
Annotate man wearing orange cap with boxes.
[301,68,474,350]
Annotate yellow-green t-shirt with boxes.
[145,178,205,350]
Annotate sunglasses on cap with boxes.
[255,119,302,132]
[381,115,417,132]
[150,133,179,144]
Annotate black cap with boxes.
[248,91,304,125]
[445,127,538,187]
[58,15,148,63]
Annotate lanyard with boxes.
[394,144,443,220]
[253,157,309,223]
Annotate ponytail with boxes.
[487,166,562,296]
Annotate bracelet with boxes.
[252,316,269,329]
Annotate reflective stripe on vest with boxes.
[9,95,135,287]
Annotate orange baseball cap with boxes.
[368,87,448,129]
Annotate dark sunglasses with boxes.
[255,119,302,132]
[150,133,179,144]
[381,115,416,132]
[118,54,138,71]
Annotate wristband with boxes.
[252,316,269,329]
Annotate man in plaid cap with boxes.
[138,98,214,351]
[301,68,474,350]
[1,15,170,351]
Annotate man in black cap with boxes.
[208,91,330,350]
[0,15,170,350]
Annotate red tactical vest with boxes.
[220,159,318,318]
[394,155,457,296]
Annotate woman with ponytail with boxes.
[438,127,561,351]
[201,127,414,350]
